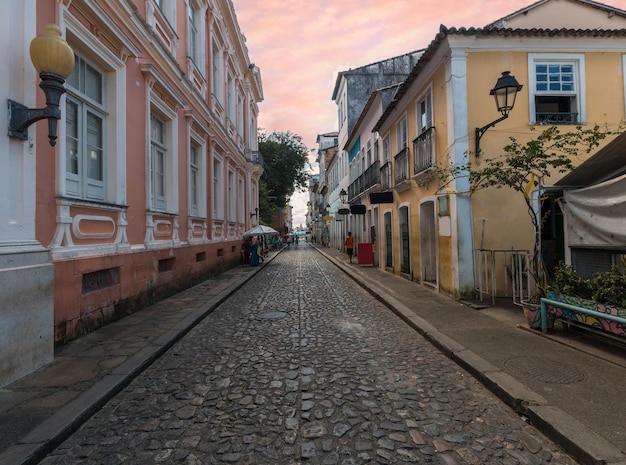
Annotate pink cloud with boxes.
[235,0,626,225]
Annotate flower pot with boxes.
[522,300,542,329]
[522,299,555,330]
[546,291,626,338]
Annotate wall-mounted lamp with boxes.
[8,24,75,147]
[475,71,523,156]
[339,189,347,204]
[250,207,259,218]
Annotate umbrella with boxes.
[243,225,279,237]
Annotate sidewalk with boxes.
[0,254,275,465]
[316,245,626,465]
[0,245,624,465]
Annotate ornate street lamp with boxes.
[8,24,75,146]
[338,189,350,215]
[475,71,523,156]
[339,189,347,204]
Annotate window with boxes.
[153,0,175,24]
[396,116,407,151]
[65,55,106,200]
[213,158,223,219]
[373,135,380,162]
[212,39,223,103]
[237,94,244,138]
[238,178,244,223]
[227,170,235,220]
[227,71,235,122]
[383,134,390,163]
[417,91,432,135]
[529,54,585,124]
[189,144,199,216]
[150,115,167,211]
[414,89,435,174]
[187,2,199,64]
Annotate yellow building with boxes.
[351,0,626,301]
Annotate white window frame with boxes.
[65,55,106,201]
[211,37,224,104]
[213,156,223,220]
[238,176,244,224]
[417,88,433,135]
[383,134,390,163]
[227,70,235,123]
[227,169,235,221]
[528,54,586,125]
[62,16,127,206]
[396,115,407,152]
[149,97,178,213]
[414,87,436,174]
[188,135,206,218]
[187,2,199,64]
[154,0,175,25]
[189,144,199,215]
[237,91,244,138]
[150,114,167,211]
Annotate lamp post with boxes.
[338,189,349,251]
[475,71,523,156]
[339,189,347,204]
[8,24,75,147]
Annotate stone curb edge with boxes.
[315,246,625,465]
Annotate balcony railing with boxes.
[247,150,264,165]
[380,161,392,191]
[413,127,435,174]
[535,112,579,124]
[348,160,380,200]
[394,147,409,185]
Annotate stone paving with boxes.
[39,247,578,464]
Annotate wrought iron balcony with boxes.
[347,160,380,200]
[413,127,435,174]
[380,161,392,191]
[535,112,579,125]
[394,147,409,185]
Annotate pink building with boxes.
[1,0,263,386]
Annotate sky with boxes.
[235,0,626,228]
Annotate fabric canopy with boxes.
[243,225,279,237]
[563,172,626,247]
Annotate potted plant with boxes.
[546,261,626,337]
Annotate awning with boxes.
[555,131,626,188]
[563,172,626,247]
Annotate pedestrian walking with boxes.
[242,237,251,265]
[250,237,260,266]
[345,231,354,263]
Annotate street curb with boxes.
[315,245,626,465]
[0,254,278,465]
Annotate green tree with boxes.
[423,124,619,296]
[258,130,309,225]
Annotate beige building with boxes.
[343,0,626,301]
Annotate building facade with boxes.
[1,0,262,387]
[321,0,626,302]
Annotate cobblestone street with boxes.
[39,246,578,464]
